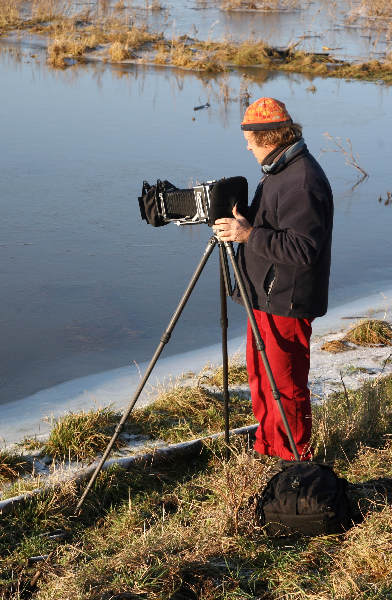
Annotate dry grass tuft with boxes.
[169,41,196,68]
[344,318,392,346]
[19,435,45,451]
[265,498,392,599]
[329,505,392,598]
[203,359,249,386]
[146,0,165,10]
[321,339,350,353]
[47,34,97,67]
[44,407,122,460]
[153,41,169,64]
[0,450,33,482]
[130,384,254,442]
[109,40,130,61]
[312,374,392,462]
[346,438,392,482]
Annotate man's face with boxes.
[243,130,276,164]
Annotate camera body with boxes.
[138,176,248,227]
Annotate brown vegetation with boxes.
[344,319,392,346]
[0,450,32,482]
[0,0,163,68]
[221,0,300,10]
[108,39,131,61]
[321,339,350,353]
[321,320,392,353]
[199,357,249,387]
[353,0,392,18]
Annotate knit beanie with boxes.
[241,97,292,131]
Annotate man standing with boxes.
[214,97,333,461]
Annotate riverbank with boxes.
[1,287,391,447]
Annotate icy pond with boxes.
[0,11,392,439]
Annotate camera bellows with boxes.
[164,188,197,220]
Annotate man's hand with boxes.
[213,204,253,243]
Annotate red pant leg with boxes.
[246,310,313,461]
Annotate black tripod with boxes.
[76,235,300,512]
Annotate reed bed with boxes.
[220,0,300,10]
[354,0,392,18]
[1,0,392,82]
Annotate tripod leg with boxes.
[75,236,218,513]
[219,245,230,459]
[223,242,300,462]
[219,241,233,297]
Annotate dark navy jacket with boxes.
[234,143,333,319]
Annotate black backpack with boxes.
[256,462,352,536]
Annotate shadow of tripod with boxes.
[76,235,300,512]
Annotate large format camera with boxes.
[138,176,248,227]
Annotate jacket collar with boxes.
[261,138,306,175]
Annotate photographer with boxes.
[214,97,333,461]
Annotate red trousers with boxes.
[246,310,313,461]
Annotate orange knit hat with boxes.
[241,97,292,131]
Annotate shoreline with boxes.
[1,287,392,447]
[1,27,392,84]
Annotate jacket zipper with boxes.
[266,268,277,307]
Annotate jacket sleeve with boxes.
[246,185,332,266]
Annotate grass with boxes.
[202,359,249,386]
[1,374,392,598]
[0,450,33,483]
[43,407,123,461]
[18,436,45,451]
[1,363,251,474]
[38,365,252,461]
[343,318,392,346]
[311,374,392,463]
[321,339,349,353]
[321,319,392,352]
[129,383,254,443]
